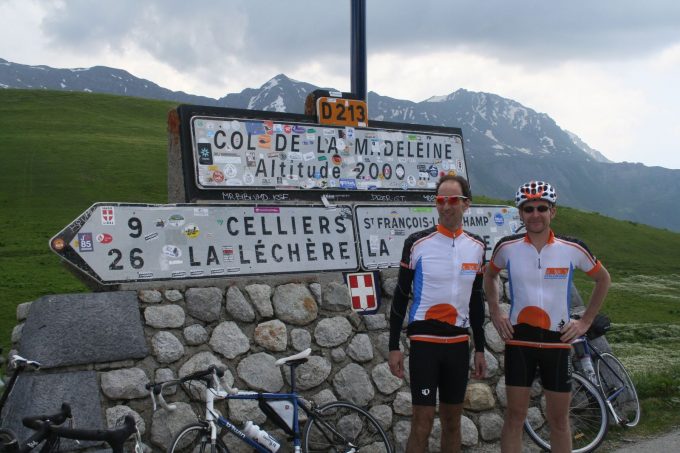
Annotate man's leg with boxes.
[406,405,435,453]
[501,385,531,453]
[544,390,572,453]
[439,402,464,453]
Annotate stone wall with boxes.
[6,273,597,452]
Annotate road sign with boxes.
[354,204,521,269]
[50,203,358,284]
[316,96,368,127]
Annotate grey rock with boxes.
[332,363,374,406]
[210,321,250,359]
[244,284,273,318]
[186,287,223,322]
[227,397,266,424]
[18,292,147,368]
[155,368,175,383]
[479,412,504,441]
[484,322,504,353]
[428,418,442,452]
[469,349,499,378]
[178,352,233,401]
[382,277,398,298]
[100,367,149,399]
[311,389,337,407]
[362,314,388,330]
[371,362,403,395]
[284,356,331,390]
[322,282,351,311]
[331,347,347,362]
[164,289,183,302]
[526,406,544,431]
[226,286,255,322]
[290,328,311,351]
[11,324,23,344]
[272,284,318,326]
[314,317,352,347]
[254,319,287,352]
[144,305,185,329]
[461,415,479,447]
[496,379,507,407]
[369,405,392,431]
[150,402,198,450]
[183,324,209,345]
[0,371,103,451]
[151,331,184,364]
[374,332,391,359]
[16,302,31,321]
[106,405,146,434]
[464,383,495,411]
[237,352,283,392]
[393,420,411,453]
[347,333,374,362]
[309,282,322,302]
[138,290,162,304]
[393,391,412,415]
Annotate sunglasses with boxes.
[521,205,551,213]
[435,195,468,206]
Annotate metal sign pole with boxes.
[351,0,367,101]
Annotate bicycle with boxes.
[0,402,143,453]
[0,355,42,424]
[523,317,640,452]
[147,348,393,453]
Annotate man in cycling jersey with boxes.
[483,181,611,453]
[388,175,487,453]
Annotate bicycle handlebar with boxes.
[48,414,136,444]
[146,365,237,412]
[21,403,72,431]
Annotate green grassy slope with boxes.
[0,90,175,351]
[1,89,679,439]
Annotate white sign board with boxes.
[355,204,521,269]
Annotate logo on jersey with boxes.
[544,267,569,279]
[460,263,480,275]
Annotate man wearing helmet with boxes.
[483,181,611,453]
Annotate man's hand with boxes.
[490,309,514,341]
[388,350,405,378]
[560,318,589,343]
[472,351,487,379]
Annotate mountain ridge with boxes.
[2,58,678,231]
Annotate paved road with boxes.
[609,429,680,452]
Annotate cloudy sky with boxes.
[2,0,680,169]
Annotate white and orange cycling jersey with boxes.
[489,230,601,334]
[404,225,486,329]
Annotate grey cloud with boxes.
[39,0,680,78]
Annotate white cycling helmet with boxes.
[515,181,557,207]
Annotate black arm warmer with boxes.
[469,273,486,352]
[389,266,414,351]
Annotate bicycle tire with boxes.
[0,428,18,453]
[302,401,392,453]
[524,372,608,453]
[168,422,229,453]
[596,352,641,427]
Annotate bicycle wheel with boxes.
[596,352,641,427]
[303,401,392,453]
[168,422,229,453]
[524,372,608,453]
[0,428,18,453]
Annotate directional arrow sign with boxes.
[354,204,521,269]
[50,203,358,284]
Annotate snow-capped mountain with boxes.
[2,59,679,231]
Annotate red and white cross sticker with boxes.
[345,271,380,313]
[100,206,115,226]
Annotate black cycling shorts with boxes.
[505,344,572,392]
[409,339,470,406]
